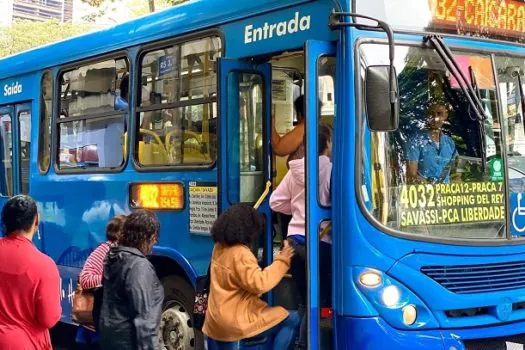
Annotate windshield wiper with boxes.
[506,66,525,137]
[424,35,487,170]
[469,65,487,168]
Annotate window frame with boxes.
[354,37,524,246]
[316,54,336,210]
[0,111,13,197]
[38,70,53,174]
[133,31,223,172]
[53,51,131,174]
[18,108,31,194]
[225,71,266,205]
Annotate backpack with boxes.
[192,266,210,331]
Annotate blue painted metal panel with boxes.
[338,29,525,324]
[0,0,316,79]
[305,39,336,349]
[0,74,39,106]
[221,1,338,59]
[335,315,525,350]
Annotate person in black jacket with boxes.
[99,210,163,350]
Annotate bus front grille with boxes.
[421,261,525,294]
[463,333,525,350]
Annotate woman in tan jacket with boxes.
[203,204,299,349]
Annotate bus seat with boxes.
[274,155,288,186]
[166,129,211,164]
[138,129,168,165]
[79,145,98,163]
[138,141,168,165]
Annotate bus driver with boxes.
[405,103,458,184]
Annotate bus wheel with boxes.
[160,275,203,350]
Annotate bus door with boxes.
[0,103,32,238]
[217,59,274,287]
[304,40,336,349]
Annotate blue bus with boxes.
[2,0,525,348]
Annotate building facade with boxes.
[0,0,73,26]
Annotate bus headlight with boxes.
[382,285,401,307]
[402,305,417,325]
[359,270,382,287]
[353,267,438,329]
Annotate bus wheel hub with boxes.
[160,303,194,350]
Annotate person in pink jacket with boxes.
[269,123,333,349]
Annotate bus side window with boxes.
[137,36,221,167]
[57,58,128,171]
[0,114,12,196]
[19,110,31,194]
[227,72,265,204]
[38,71,52,173]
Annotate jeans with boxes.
[288,235,332,348]
[75,326,100,350]
[208,311,301,350]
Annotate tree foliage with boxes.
[81,0,187,11]
[0,20,92,58]
[80,0,188,23]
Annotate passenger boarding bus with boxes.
[3,0,525,348]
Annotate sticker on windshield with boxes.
[511,193,525,236]
[399,182,504,227]
[490,158,504,182]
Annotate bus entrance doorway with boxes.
[0,103,32,235]
[217,41,336,349]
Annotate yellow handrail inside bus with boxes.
[254,180,272,209]
[319,223,332,239]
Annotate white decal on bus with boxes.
[244,12,311,44]
[4,82,22,96]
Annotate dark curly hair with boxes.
[106,215,127,242]
[2,195,37,234]
[211,204,264,247]
[120,210,160,252]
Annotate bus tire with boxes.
[160,275,203,350]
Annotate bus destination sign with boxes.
[399,182,505,227]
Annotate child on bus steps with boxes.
[270,123,333,349]
[202,204,300,349]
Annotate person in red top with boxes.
[0,195,61,350]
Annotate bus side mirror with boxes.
[365,65,399,132]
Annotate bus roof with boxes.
[0,0,312,79]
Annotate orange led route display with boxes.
[430,0,525,38]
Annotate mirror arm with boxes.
[330,11,397,106]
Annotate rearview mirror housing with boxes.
[365,65,399,132]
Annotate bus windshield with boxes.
[360,43,507,240]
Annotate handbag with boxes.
[72,283,95,329]
[192,266,210,331]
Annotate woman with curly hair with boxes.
[99,210,163,350]
[203,204,299,349]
